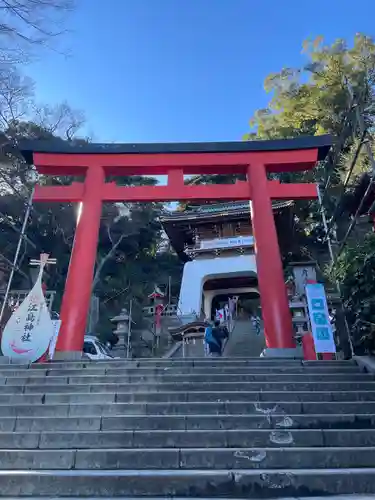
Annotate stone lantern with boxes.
[110,308,130,357]
[287,261,317,355]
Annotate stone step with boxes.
[31,359,302,369]
[91,365,363,375]
[0,428,371,449]
[0,468,374,497]
[11,413,375,432]
[25,390,375,404]
[4,372,370,386]
[20,381,375,394]
[101,413,375,431]
[2,400,375,417]
[18,412,375,433]
[0,365,362,379]
[0,401,298,417]
[29,359,355,369]
[0,468,373,496]
[1,365,361,377]
[15,416,102,432]
[0,447,375,470]
[83,447,375,470]
[303,360,355,366]
[0,390,373,405]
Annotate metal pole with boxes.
[317,185,354,357]
[0,186,34,326]
[168,275,171,306]
[126,299,132,359]
[317,185,335,262]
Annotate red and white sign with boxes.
[1,254,54,363]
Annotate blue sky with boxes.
[27,0,375,144]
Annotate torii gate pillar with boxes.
[57,165,105,354]
[20,136,332,359]
[248,163,295,351]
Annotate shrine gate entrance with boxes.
[20,136,331,359]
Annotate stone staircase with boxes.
[0,358,373,496]
[224,319,265,357]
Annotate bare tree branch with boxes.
[33,101,85,139]
[0,0,74,63]
[92,233,127,291]
[92,205,139,291]
[0,66,33,130]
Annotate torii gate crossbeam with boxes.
[20,135,332,359]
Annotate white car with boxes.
[83,335,119,361]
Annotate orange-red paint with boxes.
[33,148,318,176]
[55,165,105,353]
[302,333,317,360]
[31,148,320,355]
[34,180,316,203]
[247,163,295,348]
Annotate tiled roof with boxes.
[194,200,292,213]
[160,200,293,221]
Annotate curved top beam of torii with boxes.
[20,134,332,165]
[19,135,332,203]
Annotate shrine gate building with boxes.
[160,200,295,323]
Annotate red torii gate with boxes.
[20,136,331,358]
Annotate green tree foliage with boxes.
[245,34,375,141]
[244,33,375,351]
[328,233,375,354]
[243,34,375,260]
[180,34,375,354]
[186,36,375,263]
[187,35,375,204]
[245,34,375,193]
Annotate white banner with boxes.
[48,320,62,360]
[1,254,54,363]
[200,236,254,250]
[305,283,336,353]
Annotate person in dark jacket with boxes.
[211,320,229,356]
[204,322,221,356]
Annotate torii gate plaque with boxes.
[20,136,331,359]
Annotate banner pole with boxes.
[0,186,34,327]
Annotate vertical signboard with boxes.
[305,283,336,353]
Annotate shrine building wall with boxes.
[177,254,257,318]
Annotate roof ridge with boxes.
[160,200,293,219]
